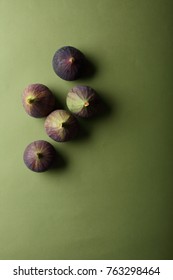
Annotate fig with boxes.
[66,85,98,118]
[52,46,85,81]
[44,110,78,142]
[23,140,56,172]
[22,83,56,118]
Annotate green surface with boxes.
[0,0,173,260]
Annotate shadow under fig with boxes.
[73,120,91,143]
[93,92,115,120]
[71,92,115,144]
[54,94,65,110]
[50,148,68,171]
[80,56,98,80]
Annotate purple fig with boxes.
[44,110,78,142]
[66,85,98,118]
[23,140,56,172]
[52,46,85,81]
[22,83,56,118]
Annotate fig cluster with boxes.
[22,46,100,172]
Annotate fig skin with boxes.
[52,46,85,81]
[66,85,98,118]
[44,110,78,142]
[22,84,56,118]
[23,140,56,172]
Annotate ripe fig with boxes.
[23,140,56,172]
[22,83,56,118]
[52,46,85,81]
[44,110,78,142]
[66,85,98,117]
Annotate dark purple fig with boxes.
[44,110,78,142]
[52,46,85,81]
[22,84,56,118]
[23,140,56,172]
[66,85,98,118]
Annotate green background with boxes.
[0,0,172,260]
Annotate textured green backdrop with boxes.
[0,0,172,260]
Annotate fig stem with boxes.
[61,122,68,128]
[69,57,75,63]
[84,101,89,107]
[27,97,35,104]
[36,152,43,159]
